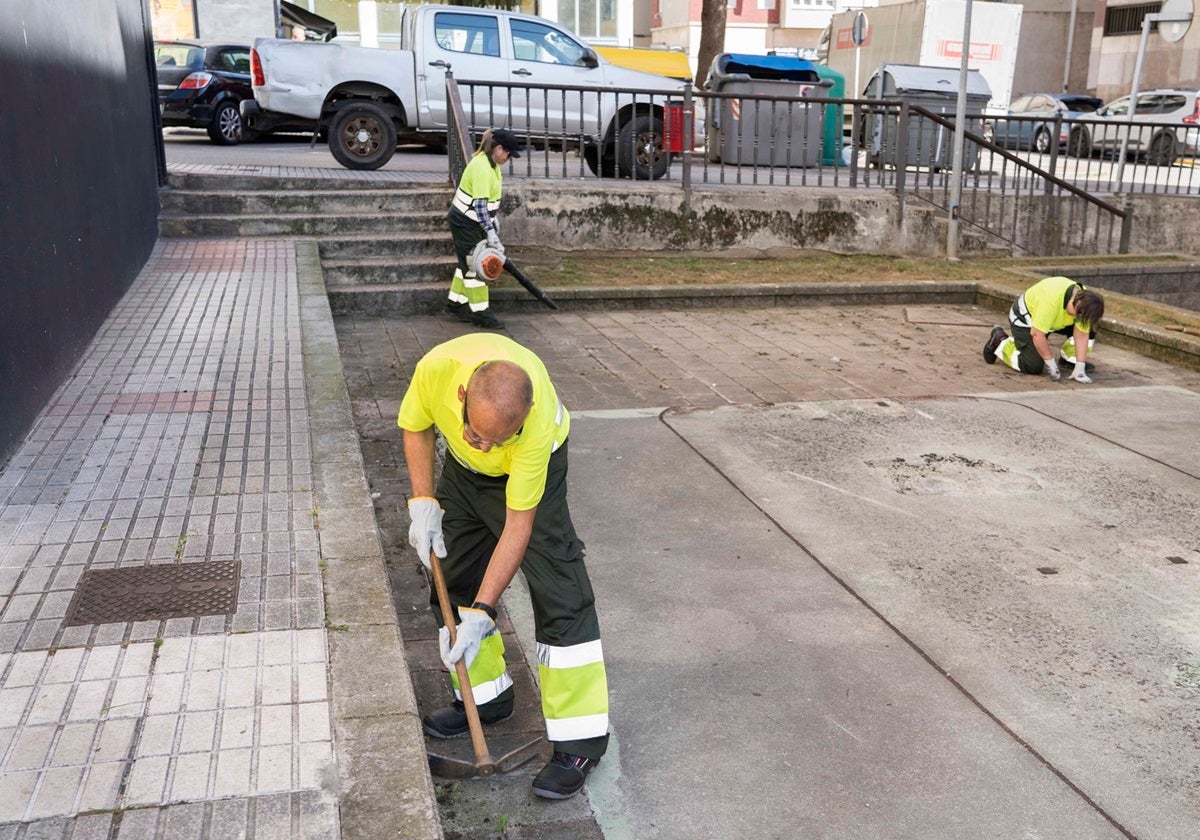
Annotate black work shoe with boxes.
[444,302,473,323]
[422,687,515,739]
[471,308,504,329]
[983,326,1008,364]
[1061,358,1096,373]
[532,752,599,800]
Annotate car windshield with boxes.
[155,44,204,70]
[1060,96,1101,113]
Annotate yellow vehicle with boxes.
[593,46,693,82]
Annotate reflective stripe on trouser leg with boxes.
[448,268,469,305]
[462,270,490,312]
[1060,336,1095,364]
[450,630,514,705]
[537,640,609,741]
[997,337,1021,371]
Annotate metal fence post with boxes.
[1119,199,1134,254]
[682,82,693,215]
[895,101,909,217]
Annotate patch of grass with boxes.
[526,252,1200,338]
[528,251,1193,291]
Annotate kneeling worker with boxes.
[399,333,609,799]
[983,275,1105,384]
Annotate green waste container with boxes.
[814,64,846,166]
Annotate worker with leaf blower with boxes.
[445,128,522,330]
[400,333,610,800]
[983,276,1105,383]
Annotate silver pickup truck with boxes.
[243,3,692,177]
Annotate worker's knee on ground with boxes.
[1018,351,1045,375]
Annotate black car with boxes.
[155,40,256,145]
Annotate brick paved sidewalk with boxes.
[0,241,431,838]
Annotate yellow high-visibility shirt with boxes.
[1024,275,1090,333]
[398,334,568,511]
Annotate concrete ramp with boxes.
[564,392,1200,839]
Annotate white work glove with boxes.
[1043,358,1061,381]
[438,606,495,671]
[407,497,445,570]
[485,229,504,252]
[1071,362,1093,384]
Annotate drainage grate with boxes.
[62,561,240,626]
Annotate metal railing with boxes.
[900,105,1131,256]
[444,76,1200,254]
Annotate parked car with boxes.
[987,92,1101,152]
[155,40,256,145]
[1066,88,1200,165]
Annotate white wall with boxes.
[196,0,276,40]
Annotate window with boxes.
[433,12,501,57]
[1103,2,1163,36]
[510,20,589,66]
[557,0,617,39]
[221,49,251,74]
[1155,94,1187,113]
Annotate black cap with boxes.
[492,128,522,158]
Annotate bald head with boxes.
[466,361,533,438]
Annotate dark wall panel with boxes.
[0,0,160,463]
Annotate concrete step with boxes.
[322,256,458,287]
[159,188,453,216]
[165,172,453,193]
[318,234,456,260]
[159,212,448,238]
[328,282,446,316]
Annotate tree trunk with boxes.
[695,0,728,89]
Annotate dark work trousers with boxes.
[449,209,485,277]
[1008,322,1096,374]
[433,441,610,760]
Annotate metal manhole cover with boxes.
[63,561,240,626]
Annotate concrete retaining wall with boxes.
[504,184,1198,260]
[504,185,948,257]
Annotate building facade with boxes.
[1087,0,1200,101]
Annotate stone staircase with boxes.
[158,172,458,314]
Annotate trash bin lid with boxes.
[717,53,822,82]
[875,63,991,98]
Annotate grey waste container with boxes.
[705,53,831,167]
[862,63,991,170]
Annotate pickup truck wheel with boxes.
[329,102,397,171]
[208,101,243,146]
[583,144,616,177]
[616,114,669,180]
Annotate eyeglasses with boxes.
[462,394,520,449]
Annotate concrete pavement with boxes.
[341,303,1200,838]
[3,137,1200,838]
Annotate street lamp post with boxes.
[946,0,974,261]
[1111,5,1192,191]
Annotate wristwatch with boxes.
[471,601,497,621]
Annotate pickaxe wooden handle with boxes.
[429,551,496,775]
